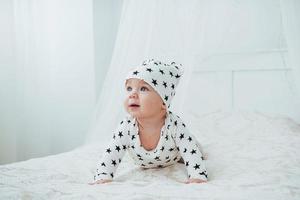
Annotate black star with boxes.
[167,124,170,129]
[165,156,170,160]
[136,154,142,158]
[179,133,184,140]
[160,146,165,151]
[118,131,123,138]
[113,135,116,139]
[174,120,177,126]
[119,159,121,163]
[133,70,139,75]
[106,148,111,153]
[110,173,114,178]
[183,148,187,153]
[165,135,169,141]
[111,160,117,166]
[159,69,165,74]
[154,62,158,65]
[152,79,158,86]
[163,82,167,88]
[146,68,153,72]
[190,149,197,154]
[175,74,181,79]
[148,162,153,165]
[188,136,193,142]
[131,135,136,140]
[100,172,107,175]
[169,147,174,152]
[171,62,176,65]
[171,84,175,90]
[139,157,144,161]
[120,121,123,124]
[193,164,200,170]
[122,145,127,150]
[101,162,106,167]
[185,161,189,166]
[199,171,208,178]
[169,71,174,77]
[164,95,168,101]
[155,156,160,161]
[115,145,121,152]
[177,147,180,151]
[173,156,178,161]
[127,120,131,124]
[131,145,135,149]
[182,123,186,127]
[141,164,146,167]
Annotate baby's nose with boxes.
[129,91,138,98]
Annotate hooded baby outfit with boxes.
[94,59,208,181]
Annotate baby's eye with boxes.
[126,86,132,91]
[140,86,149,91]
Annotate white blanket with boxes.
[1,111,300,200]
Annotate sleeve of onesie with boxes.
[173,116,208,181]
[94,117,130,181]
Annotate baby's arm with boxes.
[174,116,208,183]
[91,118,130,184]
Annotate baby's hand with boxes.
[88,179,112,185]
[184,178,207,184]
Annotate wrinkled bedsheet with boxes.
[1,111,300,200]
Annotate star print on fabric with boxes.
[141,164,146,167]
[131,135,136,140]
[190,149,197,154]
[175,74,181,79]
[110,173,114,178]
[122,145,127,150]
[148,162,153,165]
[185,161,189,166]
[169,147,174,152]
[165,135,169,141]
[164,95,169,101]
[163,81,167,88]
[113,135,116,140]
[111,160,117,166]
[146,68,153,72]
[120,121,123,124]
[173,156,178,161]
[115,145,121,152]
[127,130,130,135]
[167,124,170,129]
[165,156,170,160]
[160,146,165,151]
[171,84,175,90]
[159,69,165,74]
[119,159,121,163]
[179,133,184,140]
[127,120,131,124]
[154,62,158,65]
[183,148,187,153]
[199,171,208,178]
[152,79,158,86]
[131,145,135,149]
[101,162,106,167]
[193,164,200,170]
[169,71,174,77]
[182,123,186,127]
[188,136,193,142]
[106,148,111,153]
[133,70,139,75]
[174,120,177,126]
[118,131,123,138]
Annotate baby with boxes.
[90,59,208,184]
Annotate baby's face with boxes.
[124,78,166,119]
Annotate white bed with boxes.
[1,111,300,200]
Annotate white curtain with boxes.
[86,0,240,143]
[280,0,300,105]
[12,0,95,160]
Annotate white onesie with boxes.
[94,111,208,181]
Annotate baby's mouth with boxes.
[129,103,140,108]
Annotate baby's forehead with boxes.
[125,78,149,86]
